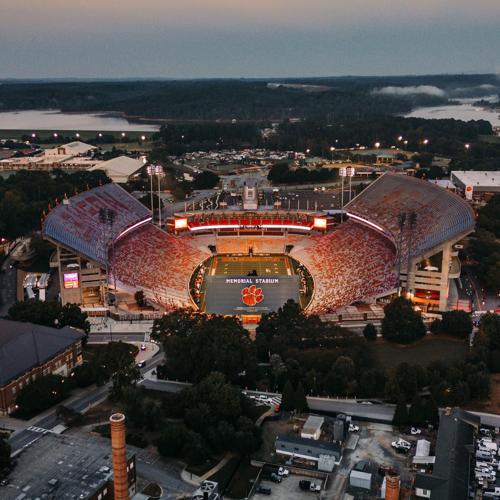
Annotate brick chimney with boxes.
[110,413,129,500]
[385,473,400,500]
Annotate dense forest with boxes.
[1,74,498,121]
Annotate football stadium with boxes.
[42,173,475,321]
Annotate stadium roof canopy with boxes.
[42,183,151,265]
[0,319,84,386]
[90,155,145,183]
[345,173,475,257]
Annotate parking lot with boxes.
[253,474,323,500]
[326,421,429,499]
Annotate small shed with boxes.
[301,416,324,440]
[350,468,372,490]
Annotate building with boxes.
[349,461,372,490]
[192,480,221,500]
[44,140,96,156]
[0,319,84,415]
[301,416,324,440]
[415,408,479,499]
[450,170,500,199]
[90,155,145,183]
[0,431,136,500]
[275,434,342,468]
[0,141,101,172]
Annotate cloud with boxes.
[372,85,446,97]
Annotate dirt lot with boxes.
[373,336,467,369]
[325,421,434,499]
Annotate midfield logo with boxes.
[241,285,264,306]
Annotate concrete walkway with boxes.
[88,316,153,334]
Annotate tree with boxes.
[281,380,295,411]
[430,318,442,335]
[384,363,418,403]
[15,375,72,418]
[157,423,190,458]
[192,171,220,190]
[152,310,257,384]
[8,300,90,335]
[392,398,409,427]
[363,323,377,341]
[294,382,309,413]
[408,394,427,426]
[0,437,11,470]
[440,310,473,338]
[382,297,426,344]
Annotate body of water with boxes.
[0,110,159,132]
[405,98,500,127]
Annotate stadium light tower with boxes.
[339,167,347,222]
[99,207,117,314]
[346,166,355,203]
[154,164,164,228]
[396,212,407,294]
[146,163,155,224]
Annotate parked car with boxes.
[136,360,146,368]
[256,486,271,495]
[349,424,360,432]
[269,473,282,483]
[410,427,422,435]
[278,467,289,477]
[392,439,411,451]
[299,480,321,492]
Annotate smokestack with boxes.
[385,474,400,500]
[110,413,129,500]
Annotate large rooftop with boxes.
[0,319,83,386]
[0,432,135,500]
[42,183,151,265]
[345,173,475,257]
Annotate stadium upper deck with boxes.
[42,183,151,265]
[345,173,475,258]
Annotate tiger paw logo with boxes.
[241,285,264,306]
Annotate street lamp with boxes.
[374,142,381,149]
[465,143,470,151]
[330,146,335,161]
[397,136,403,142]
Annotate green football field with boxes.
[212,254,291,276]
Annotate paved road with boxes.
[8,353,164,453]
[136,459,192,499]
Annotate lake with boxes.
[405,99,500,127]
[0,110,159,132]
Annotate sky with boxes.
[0,0,499,79]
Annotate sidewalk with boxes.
[89,316,153,334]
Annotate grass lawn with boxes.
[208,456,242,493]
[224,460,260,499]
[372,335,468,369]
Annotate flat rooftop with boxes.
[0,432,135,500]
[451,170,500,188]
